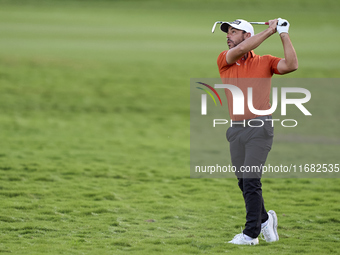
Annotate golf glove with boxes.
[277,18,290,34]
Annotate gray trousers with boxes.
[226,116,274,238]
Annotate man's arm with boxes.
[226,19,277,64]
[276,33,298,74]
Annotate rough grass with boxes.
[0,0,339,254]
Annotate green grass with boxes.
[0,0,339,254]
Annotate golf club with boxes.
[211,21,287,33]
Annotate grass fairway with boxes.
[0,0,339,254]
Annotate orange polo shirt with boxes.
[217,50,282,121]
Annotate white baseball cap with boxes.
[220,19,254,36]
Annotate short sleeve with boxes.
[268,55,282,75]
[217,51,231,73]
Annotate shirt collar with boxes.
[249,50,255,58]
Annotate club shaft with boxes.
[249,22,269,25]
[212,21,269,33]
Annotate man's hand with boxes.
[268,19,278,34]
[277,18,290,34]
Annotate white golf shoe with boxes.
[228,233,259,245]
[261,210,279,242]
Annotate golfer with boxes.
[217,18,298,245]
